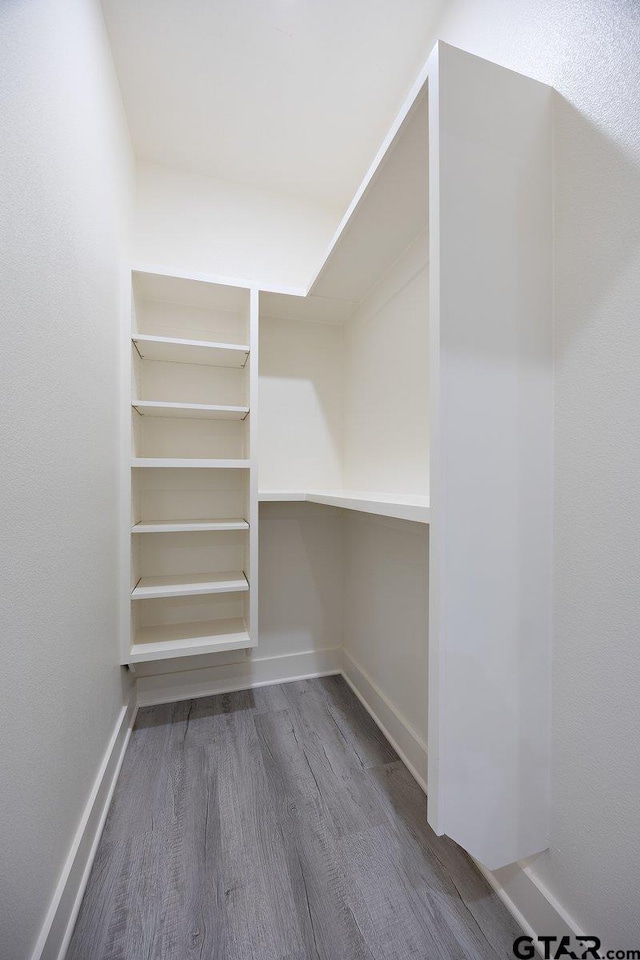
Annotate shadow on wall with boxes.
[552,91,640,358]
[259,315,344,488]
[258,501,344,656]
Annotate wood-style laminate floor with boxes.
[67,677,522,960]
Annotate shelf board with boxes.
[132,518,249,533]
[258,490,307,502]
[306,490,430,523]
[132,458,250,469]
[133,334,249,368]
[131,570,249,600]
[308,90,428,303]
[258,488,430,523]
[129,617,252,664]
[132,400,248,420]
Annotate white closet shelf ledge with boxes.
[132,400,249,420]
[131,571,249,600]
[132,518,249,533]
[306,490,430,523]
[129,618,252,663]
[132,334,249,368]
[132,458,250,469]
[258,489,430,523]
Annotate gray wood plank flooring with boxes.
[67,677,522,960]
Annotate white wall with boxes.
[0,1,133,956]
[427,0,640,946]
[135,161,343,291]
[343,514,429,776]
[343,231,429,494]
[259,502,344,658]
[259,316,344,491]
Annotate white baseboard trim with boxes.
[339,650,582,952]
[341,649,428,791]
[31,694,137,960]
[477,858,583,951]
[136,647,342,707]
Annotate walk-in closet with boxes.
[9,0,640,955]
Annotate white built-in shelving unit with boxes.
[121,42,553,874]
[122,271,258,666]
[255,41,553,872]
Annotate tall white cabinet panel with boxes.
[427,43,553,869]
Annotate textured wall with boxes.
[429,0,640,945]
[0,1,133,956]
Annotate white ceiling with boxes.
[101,0,443,207]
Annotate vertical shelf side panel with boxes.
[120,271,134,665]
[426,44,444,837]
[248,288,259,646]
[428,42,553,870]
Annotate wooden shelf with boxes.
[131,570,249,600]
[132,458,250,469]
[258,489,430,523]
[133,334,249,368]
[132,518,249,533]
[132,400,249,420]
[129,618,251,663]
